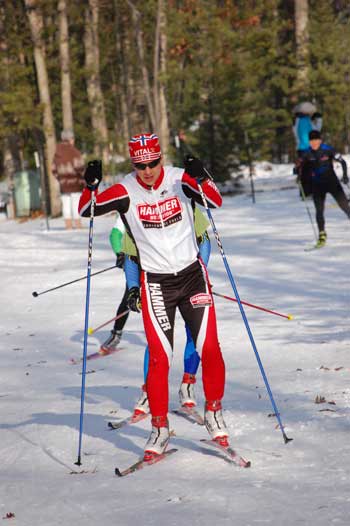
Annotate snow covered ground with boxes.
[1,164,349,525]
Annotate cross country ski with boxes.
[107,412,149,430]
[115,448,178,477]
[70,346,124,365]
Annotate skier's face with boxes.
[134,157,162,186]
[310,138,322,150]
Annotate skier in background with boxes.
[99,215,129,353]
[52,129,85,229]
[292,101,322,197]
[298,130,350,247]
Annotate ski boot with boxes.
[100,329,122,354]
[204,400,229,447]
[316,230,327,248]
[178,373,197,408]
[143,416,170,461]
[132,384,150,418]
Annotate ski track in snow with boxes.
[0,163,349,525]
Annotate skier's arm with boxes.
[311,112,323,132]
[124,256,140,289]
[295,151,308,180]
[110,222,126,268]
[182,174,222,208]
[334,153,348,183]
[194,207,211,265]
[182,156,222,208]
[109,227,123,255]
[198,232,211,266]
[292,115,299,143]
[109,216,126,254]
[79,183,130,217]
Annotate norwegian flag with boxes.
[129,134,158,147]
[128,133,161,163]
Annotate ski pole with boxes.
[297,180,318,242]
[212,291,293,320]
[76,160,101,466]
[32,265,117,297]
[87,309,130,335]
[198,172,292,444]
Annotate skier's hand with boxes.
[341,175,349,185]
[184,155,207,182]
[84,160,102,190]
[115,252,125,269]
[127,287,141,313]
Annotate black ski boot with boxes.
[100,329,122,353]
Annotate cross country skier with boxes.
[79,133,229,461]
[298,130,350,247]
[99,215,129,353]
[292,101,322,197]
[123,207,211,417]
[102,208,211,412]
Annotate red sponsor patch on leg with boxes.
[190,293,212,308]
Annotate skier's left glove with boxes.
[184,155,207,182]
[84,160,102,190]
[341,174,349,185]
[127,287,141,313]
[115,252,125,269]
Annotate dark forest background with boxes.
[1,1,350,215]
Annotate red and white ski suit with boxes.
[79,166,226,418]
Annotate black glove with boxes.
[115,252,125,268]
[184,155,207,182]
[127,286,141,313]
[342,174,349,185]
[84,160,102,190]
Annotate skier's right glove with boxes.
[84,160,102,190]
[127,286,141,313]
[341,174,349,185]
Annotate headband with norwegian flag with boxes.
[128,133,162,163]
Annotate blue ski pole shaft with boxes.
[75,192,96,465]
[198,177,292,444]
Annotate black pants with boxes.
[312,178,350,232]
[141,259,225,418]
[114,285,129,331]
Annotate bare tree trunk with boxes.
[84,0,109,167]
[127,0,156,130]
[127,0,170,159]
[0,6,17,218]
[58,0,73,134]
[113,1,131,155]
[24,0,61,216]
[156,0,170,162]
[2,142,16,219]
[295,0,309,94]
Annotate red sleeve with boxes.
[181,172,222,208]
[79,183,130,217]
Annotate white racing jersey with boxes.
[79,165,222,274]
